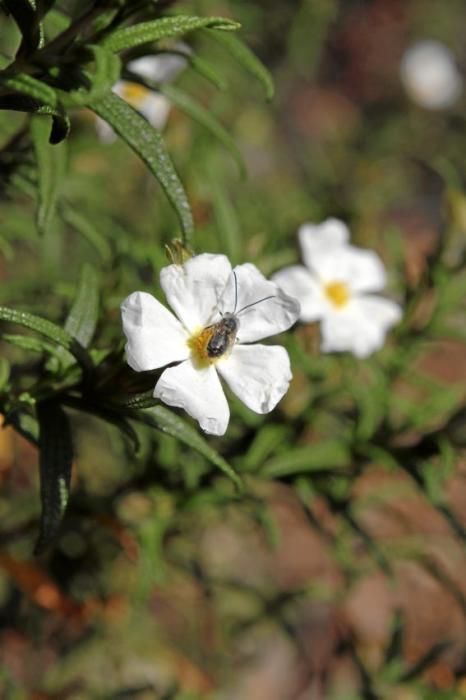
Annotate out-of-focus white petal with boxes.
[272,265,326,322]
[320,295,401,358]
[219,263,300,343]
[400,40,463,110]
[127,51,188,84]
[95,116,117,143]
[160,254,232,332]
[154,361,230,435]
[121,291,189,371]
[299,218,350,269]
[218,344,292,414]
[355,296,402,331]
[313,245,387,293]
[138,93,172,130]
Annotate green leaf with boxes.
[161,84,245,176]
[60,204,112,262]
[187,53,227,90]
[121,391,159,409]
[0,305,92,370]
[261,441,351,478]
[2,333,60,356]
[64,263,99,348]
[30,114,66,234]
[207,31,274,100]
[102,15,240,54]
[65,45,121,106]
[0,94,70,144]
[35,400,73,554]
[87,92,193,241]
[130,405,242,490]
[2,74,58,105]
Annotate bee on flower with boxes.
[272,219,402,358]
[96,47,189,142]
[121,254,300,435]
[400,40,463,110]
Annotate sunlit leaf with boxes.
[87,92,194,241]
[207,31,274,100]
[161,84,245,176]
[0,305,92,370]
[64,263,99,348]
[102,15,240,54]
[30,114,66,234]
[129,405,242,490]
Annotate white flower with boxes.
[96,50,188,142]
[121,254,300,435]
[400,40,463,110]
[272,219,402,358]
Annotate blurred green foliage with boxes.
[0,0,466,698]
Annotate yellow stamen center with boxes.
[187,327,216,368]
[120,82,150,107]
[324,281,350,308]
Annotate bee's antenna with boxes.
[233,270,238,314]
[237,295,276,315]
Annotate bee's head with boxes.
[222,313,239,332]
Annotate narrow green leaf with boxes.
[35,400,73,554]
[60,205,112,262]
[130,405,242,490]
[161,84,245,176]
[64,263,99,347]
[2,333,60,356]
[87,92,193,241]
[65,45,121,106]
[0,94,70,144]
[208,31,274,100]
[102,15,240,54]
[2,74,58,105]
[187,53,227,90]
[0,305,92,370]
[0,358,10,390]
[261,441,351,478]
[121,391,159,409]
[30,114,66,234]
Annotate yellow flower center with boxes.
[324,281,350,308]
[120,82,150,107]
[187,327,216,369]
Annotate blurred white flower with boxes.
[121,254,300,435]
[96,50,188,142]
[272,219,402,358]
[400,40,463,110]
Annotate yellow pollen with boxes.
[120,82,150,107]
[187,327,216,368]
[324,281,350,308]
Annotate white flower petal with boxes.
[160,254,232,332]
[219,263,300,343]
[154,361,230,435]
[271,265,326,322]
[298,218,350,269]
[400,40,463,110]
[356,296,402,330]
[312,245,387,293]
[95,116,117,143]
[138,93,172,130]
[218,344,292,414]
[320,295,401,358]
[127,52,188,84]
[121,291,189,371]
